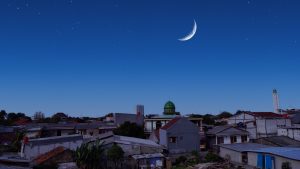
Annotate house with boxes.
[206,125,249,150]
[218,143,270,165]
[247,147,300,169]
[158,117,200,154]
[21,134,83,160]
[278,126,300,141]
[218,143,300,169]
[144,101,202,137]
[227,111,291,139]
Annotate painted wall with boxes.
[219,147,242,164]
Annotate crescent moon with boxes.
[178,20,197,41]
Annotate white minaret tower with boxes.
[272,89,280,114]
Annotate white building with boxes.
[278,126,300,141]
[227,111,291,139]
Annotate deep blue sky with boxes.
[1,0,300,117]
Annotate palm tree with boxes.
[75,139,105,169]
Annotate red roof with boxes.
[246,112,284,118]
[160,117,181,130]
[34,146,65,165]
[13,118,31,125]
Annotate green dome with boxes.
[164,101,175,109]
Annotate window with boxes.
[57,130,61,136]
[169,137,177,143]
[242,152,248,164]
[230,136,237,143]
[217,137,224,144]
[241,135,248,143]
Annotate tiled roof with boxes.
[34,146,65,165]
[160,117,181,130]
[246,112,284,118]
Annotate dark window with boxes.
[156,121,162,129]
[230,136,237,143]
[57,130,61,136]
[169,137,177,143]
[241,135,248,142]
[217,137,224,144]
[242,152,248,164]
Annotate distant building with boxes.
[113,112,144,126]
[227,111,291,139]
[158,117,200,154]
[206,125,249,150]
[254,136,300,147]
[144,101,202,136]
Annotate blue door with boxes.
[265,155,273,169]
[257,153,264,169]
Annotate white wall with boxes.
[23,136,83,160]
[219,147,242,163]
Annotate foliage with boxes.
[282,161,292,169]
[202,114,216,125]
[205,152,222,162]
[113,121,145,138]
[217,111,233,119]
[11,131,25,152]
[175,156,187,165]
[107,144,124,169]
[75,140,105,169]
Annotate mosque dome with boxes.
[164,101,176,110]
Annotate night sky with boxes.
[1,0,300,117]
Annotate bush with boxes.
[205,152,222,162]
[175,156,187,165]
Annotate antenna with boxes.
[272,89,280,114]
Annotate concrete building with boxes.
[206,125,249,150]
[277,126,300,141]
[227,111,291,139]
[218,143,269,165]
[158,117,200,154]
[144,101,202,136]
[218,143,300,169]
[21,135,83,160]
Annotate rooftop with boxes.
[219,143,270,152]
[245,112,284,118]
[248,147,300,161]
[160,117,181,130]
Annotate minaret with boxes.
[272,89,280,114]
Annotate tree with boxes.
[0,110,7,121]
[107,144,124,169]
[113,121,145,138]
[217,111,233,119]
[75,140,105,169]
[202,114,216,125]
[34,112,45,121]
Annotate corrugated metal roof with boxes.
[219,143,270,152]
[248,147,300,161]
